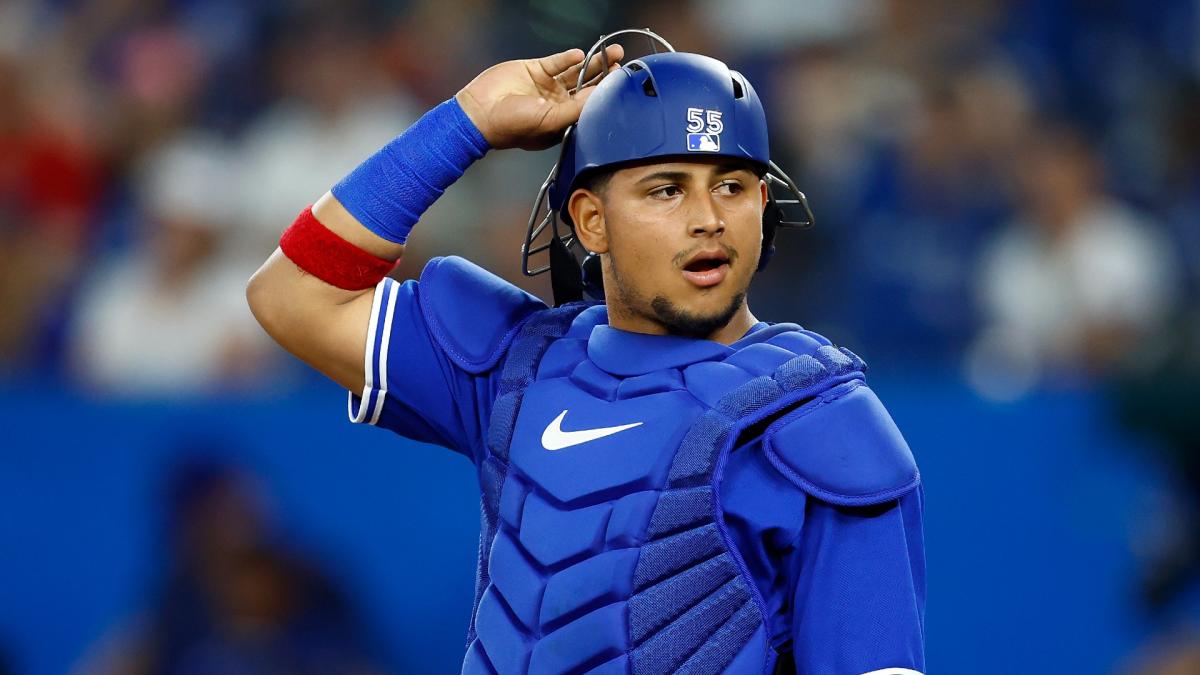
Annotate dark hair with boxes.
[576,169,614,197]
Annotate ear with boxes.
[568,188,609,254]
[759,177,769,214]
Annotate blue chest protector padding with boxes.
[459,301,918,675]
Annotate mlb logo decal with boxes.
[686,107,723,153]
[688,133,720,152]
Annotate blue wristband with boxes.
[331,97,490,244]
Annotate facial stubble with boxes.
[607,242,749,340]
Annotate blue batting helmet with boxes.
[548,51,771,221]
[523,29,814,306]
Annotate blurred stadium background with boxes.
[1,0,1199,673]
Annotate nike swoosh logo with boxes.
[541,410,643,451]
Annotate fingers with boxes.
[551,64,618,125]
[561,44,625,91]
[593,44,625,75]
[541,44,624,93]
[573,62,621,94]
[532,43,624,135]
[536,48,586,78]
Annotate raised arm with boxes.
[245,46,623,393]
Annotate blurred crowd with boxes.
[3,0,1200,671]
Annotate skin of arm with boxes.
[245,45,623,394]
[245,193,398,394]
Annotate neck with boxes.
[605,299,759,345]
[704,305,760,344]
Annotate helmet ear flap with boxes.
[549,231,584,306]
[758,196,781,271]
[582,253,605,299]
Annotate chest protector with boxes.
[461,302,917,675]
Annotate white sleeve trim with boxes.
[347,278,398,425]
[860,669,923,675]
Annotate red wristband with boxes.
[279,206,400,290]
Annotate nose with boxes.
[688,192,725,237]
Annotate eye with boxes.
[715,180,744,195]
[649,185,683,199]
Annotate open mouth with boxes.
[684,258,727,272]
[681,250,731,288]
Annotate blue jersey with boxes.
[348,257,925,674]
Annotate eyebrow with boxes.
[634,163,753,186]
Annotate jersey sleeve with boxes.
[347,256,545,461]
[790,485,926,674]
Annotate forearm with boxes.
[312,191,407,260]
[245,46,613,391]
[247,98,488,390]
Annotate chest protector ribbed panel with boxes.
[462,304,866,675]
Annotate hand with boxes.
[456,45,624,151]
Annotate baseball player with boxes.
[248,29,925,675]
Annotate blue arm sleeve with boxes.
[331,98,489,244]
[791,485,926,674]
[348,257,545,462]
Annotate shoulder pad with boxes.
[416,256,547,374]
[763,382,919,507]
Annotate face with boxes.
[569,159,768,339]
